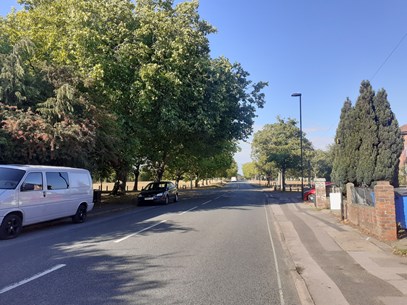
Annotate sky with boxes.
[1,0,407,174]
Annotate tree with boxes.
[332,98,355,186]
[251,117,313,191]
[311,148,333,181]
[373,88,404,186]
[242,162,258,179]
[130,0,266,181]
[1,0,266,187]
[354,80,378,186]
[225,160,238,179]
[332,80,404,187]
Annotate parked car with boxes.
[303,182,334,202]
[0,165,94,239]
[137,181,178,205]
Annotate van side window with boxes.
[21,172,43,191]
[46,172,69,190]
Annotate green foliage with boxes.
[0,0,266,183]
[373,89,404,186]
[225,160,238,179]
[354,81,378,185]
[311,148,333,181]
[242,162,258,179]
[332,98,355,185]
[251,117,313,190]
[332,80,403,187]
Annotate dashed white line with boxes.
[0,264,66,295]
[179,206,199,215]
[201,200,212,206]
[114,220,168,243]
[115,194,225,242]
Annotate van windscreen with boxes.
[0,168,26,189]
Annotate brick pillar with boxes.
[374,181,397,241]
[345,183,355,221]
[315,178,328,209]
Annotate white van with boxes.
[0,165,94,239]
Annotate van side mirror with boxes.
[21,183,34,192]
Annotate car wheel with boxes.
[0,214,22,239]
[72,204,87,223]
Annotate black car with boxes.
[137,181,178,204]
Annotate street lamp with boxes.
[291,92,303,200]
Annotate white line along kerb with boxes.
[0,264,66,294]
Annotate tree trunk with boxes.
[133,165,140,191]
[282,167,286,192]
[194,173,200,188]
[155,165,165,182]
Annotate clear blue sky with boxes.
[2,1,407,173]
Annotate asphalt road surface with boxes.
[0,182,302,305]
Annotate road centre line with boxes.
[115,194,225,241]
[179,206,199,215]
[0,264,66,295]
[201,199,212,205]
[114,220,168,243]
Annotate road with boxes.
[0,182,302,305]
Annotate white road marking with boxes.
[179,206,199,215]
[114,220,167,243]
[0,264,66,295]
[201,200,212,206]
[115,193,225,242]
[264,204,286,305]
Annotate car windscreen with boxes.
[144,183,167,191]
[0,168,26,189]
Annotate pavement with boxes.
[89,188,407,305]
[266,191,407,305]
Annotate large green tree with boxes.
[130,0,266,181]
[373,88,404,186]
[332,98,355,186]
[332,80,403,187]
[1,0,266,186]
[354,80,378,186]
[251,117,313,191]
[242,162,258,179]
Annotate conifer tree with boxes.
[332,98,354,186]
[373,89,404,186]
[354,80,378,186]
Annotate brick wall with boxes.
[346,181,397,241]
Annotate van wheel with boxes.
[72,204,87,223]
[0,214,22,239]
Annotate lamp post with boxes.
[291,92,303,200]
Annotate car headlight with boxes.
[155,193,163,197]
